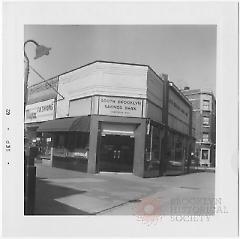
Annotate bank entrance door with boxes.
[99,135,134,172]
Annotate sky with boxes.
[24,25,216,93]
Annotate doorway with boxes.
[99,135,134,172]
[200,148,210,166]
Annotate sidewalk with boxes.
[34,163,215,215]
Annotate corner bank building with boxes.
[25,61,195,177]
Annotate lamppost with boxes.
[24,40,51,215]
[24,40,51,114]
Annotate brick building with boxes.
[181,88,216,167]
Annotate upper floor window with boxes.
[202,99,210,111]
[202,133,209,142]
[203,117,210,126]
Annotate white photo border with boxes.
[2,2,239,237]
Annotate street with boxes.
[34,163,215,216]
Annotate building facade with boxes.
[25,61,195,177]
[181,88,216,167]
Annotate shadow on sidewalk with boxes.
[34,177,91,215]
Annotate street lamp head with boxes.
[24,40,51,118]
[34,44,51,60]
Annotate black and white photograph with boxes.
[23,24,217,217]
[2,2,239,237]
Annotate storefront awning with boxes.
[25,122,43,129]
[37,116,90,132]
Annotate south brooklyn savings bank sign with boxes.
[99,96,143,117]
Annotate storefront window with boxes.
[166,133,185,173]
[59,134,65,147]
[175,136,183,162]
[151,126,161,163]
[144,124,162,175]
[166,132,173,161]
[66,133,76,150]
[52,132,90,158]
[54,133,89,149]
[54,133,63,148]
[75,133,89,149]
[40,133,53,158]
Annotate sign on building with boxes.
[25,99,55,123]
[28,77,59,104]
[99,96,142,117]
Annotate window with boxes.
[201,149,209,160]
[203,117,209,126]
[54,132,89,150]
[54,133,65,148]
[75,133,89,149]
[202,100,210,111]
[66,133,76,150]
[202,133,209,142]
[152,126,161,162]
[175,136,183,162]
